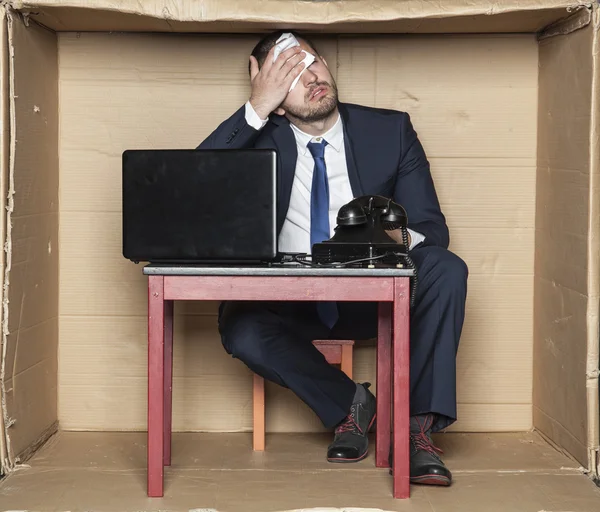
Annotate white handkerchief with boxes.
[273,33,315,92]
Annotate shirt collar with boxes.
[289,113,344,156]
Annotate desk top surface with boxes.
[143,263,414,277]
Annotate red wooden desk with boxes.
[143,264,413,499]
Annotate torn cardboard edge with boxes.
[0,6,16,474]
[538,4,593,39]
[0,4,8,474]
[587,5,600,480]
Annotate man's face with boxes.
[278,39,339,123]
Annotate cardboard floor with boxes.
[0,432,599,511]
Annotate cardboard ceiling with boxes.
[12,0,593,33]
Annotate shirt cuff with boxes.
[407,228,425,250]
[244,101,269,131]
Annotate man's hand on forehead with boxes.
[248,45,307,120]
[272,33,316,92]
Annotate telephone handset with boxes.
[336,194,408,231]
[310,195,418,306]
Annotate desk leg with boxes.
[148,276,165,497]
[164,300,174,466]
[376,302,392,468]
[393,277,410,499]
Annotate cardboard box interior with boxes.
[0,0,598,489]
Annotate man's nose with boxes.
[301,68,318,86]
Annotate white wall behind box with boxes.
[58,32,537,433]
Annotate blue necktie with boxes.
[307,139,339,329]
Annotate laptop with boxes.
[122,149,278,264]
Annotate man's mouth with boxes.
[309,85,328,101]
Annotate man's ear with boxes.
[249,55,260,81]
[274,107,286,116]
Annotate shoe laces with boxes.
[410,415,443,456]
[335,405,362,435]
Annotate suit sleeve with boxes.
[394,113,449,249]
[196,103,264,150]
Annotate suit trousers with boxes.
[217,246,468,431]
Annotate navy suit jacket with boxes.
[197,102,449,249]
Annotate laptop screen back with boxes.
[122,149,277,263]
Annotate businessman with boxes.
[198,31,468,486]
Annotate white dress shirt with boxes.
[244,101,425,254]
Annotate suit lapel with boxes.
[257,115,297,232]
[338,104,364,197]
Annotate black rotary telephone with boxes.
[310,195,418,306]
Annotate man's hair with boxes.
[249,30,320,74]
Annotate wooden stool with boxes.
[252,339,355,451]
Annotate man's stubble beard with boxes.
[283,80,339,124]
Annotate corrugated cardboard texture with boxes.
[534,18,594,466]
[2,13,59,465]
[59,32,537,432]
[17,0,584,34]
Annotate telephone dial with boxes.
[309,195,418,306]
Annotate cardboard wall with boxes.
[0,7,10,468]
[534,14,600,468]
[58,32,537,433]
[1,13,59,466]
